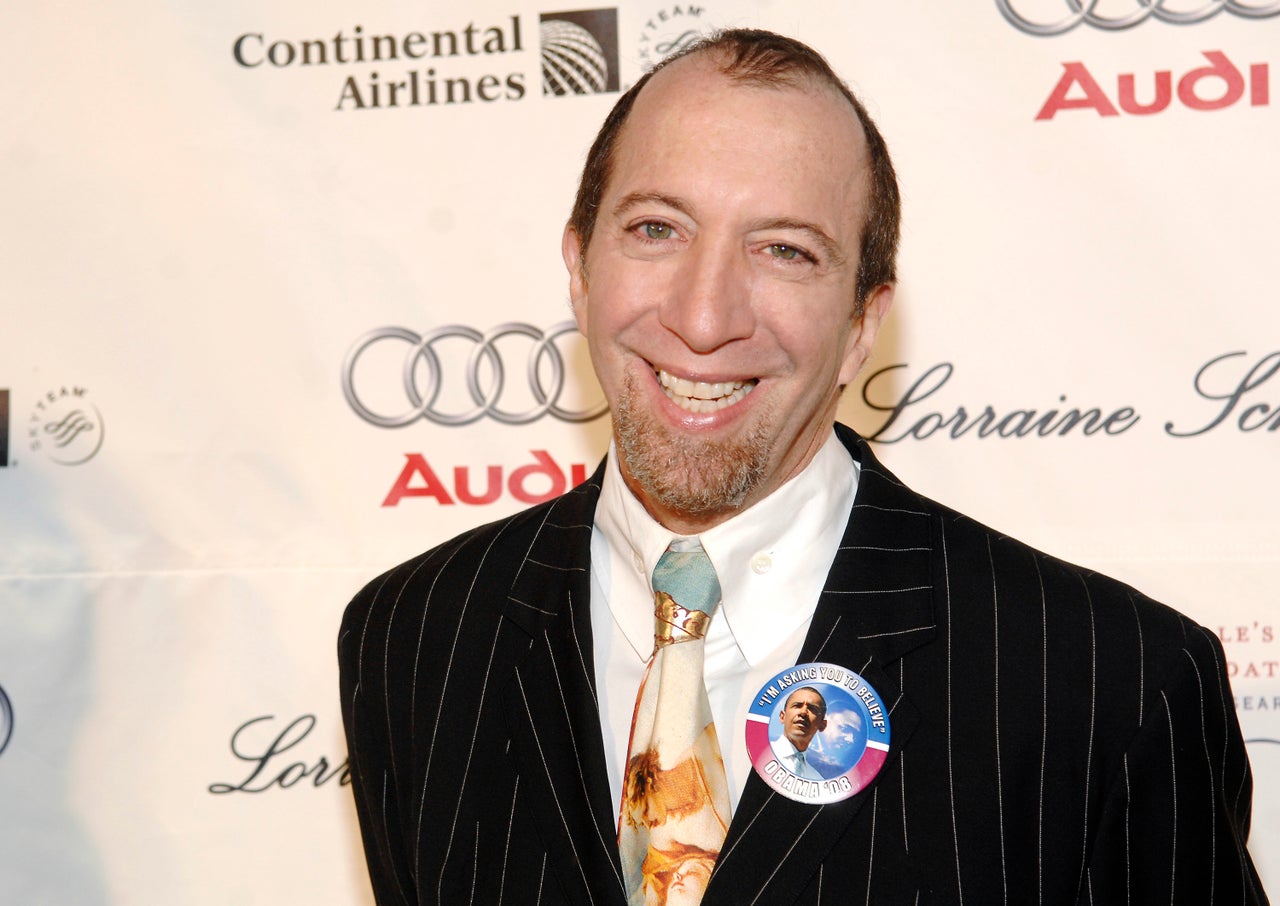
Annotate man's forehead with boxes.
[622,51,867,158]
[599,53,871,239]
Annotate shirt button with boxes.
[750,553,772,575]
[632,551,645,573]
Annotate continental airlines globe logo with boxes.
[540,9,620,95]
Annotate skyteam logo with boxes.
[0,685,13,756]
[29,385,105,465]
[539,8,620,95]
[637,4,713,70]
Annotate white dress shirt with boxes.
[588,431,859,812]
[769,736,825,782]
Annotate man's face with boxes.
[563,54,892,534]
[780,688,827,752]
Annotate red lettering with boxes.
[1036,62,1118,120]
[1251,63,1269,106]
[1177,51,1244,111]
[508,450,567,504]
[1041,53,1269,121]
[454,465,502,505]
[1117,71,1171,115]
[381,454,455,507]
[382,453,592,506]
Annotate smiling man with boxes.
[340,29,1266,906]
[561,42,891,536]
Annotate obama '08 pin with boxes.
[745,662,891,804]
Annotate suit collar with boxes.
[498,429,942,906]
[500,465,630,906]
[705,425,937,905]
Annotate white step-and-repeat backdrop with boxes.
[3,1,1276,901]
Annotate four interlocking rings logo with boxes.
[342,322,608,427]
[996,0,1280,34]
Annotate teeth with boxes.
[656,369,756,413]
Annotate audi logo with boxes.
[996,0,1280,34]
[342,321,608,427]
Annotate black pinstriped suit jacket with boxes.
[339,425,1267,905]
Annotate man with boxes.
[339,29,1267,905]
[770,687,829,782]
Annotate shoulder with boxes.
[845,425,1214,693]
[338,474,601,672]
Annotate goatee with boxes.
[613,373,771,521]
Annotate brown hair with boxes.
[567,28,900,313]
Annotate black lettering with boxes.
[445,77,471,104]
[433,30,458,57]
[404,32,426,58]
[266,40,296,67]
[1100,406,1140,435]
[861,363,953,443]
[232,33,263,67]
[950,406,998,439]
[333,29,352,65]
[1166,351,1280,437]
[1058,408,1103,435]
[208,715,350,794]
[300,39,327,65]
[208,715,314,794]
[336,75,365,110]
[476,74,501,102]
[483,26,506,53]
[371,34,397,61]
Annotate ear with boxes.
[838,283,894,386]
[562,224,589,334]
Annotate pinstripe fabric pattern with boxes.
[340,425,1267,905]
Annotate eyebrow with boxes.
[611,192,848,267]
[611,191,693,219]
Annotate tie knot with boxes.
[651,540,720,647]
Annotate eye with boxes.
[768,243,805,261]
[641,222,674,240]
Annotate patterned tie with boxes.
[619,539,732,906]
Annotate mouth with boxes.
[656,368,757,414]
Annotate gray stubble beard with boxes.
[612,372,771,522]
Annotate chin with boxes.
[613,373,773,518]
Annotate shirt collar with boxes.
[593,431,859,666]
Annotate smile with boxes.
[656,369,756,413]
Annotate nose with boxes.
[659,237,755,354]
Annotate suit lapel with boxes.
[500,468,629,906]
[706,428,938,905]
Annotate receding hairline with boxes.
[567,28,901,309]
[628,47,871,147]
[597,51,874,255]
